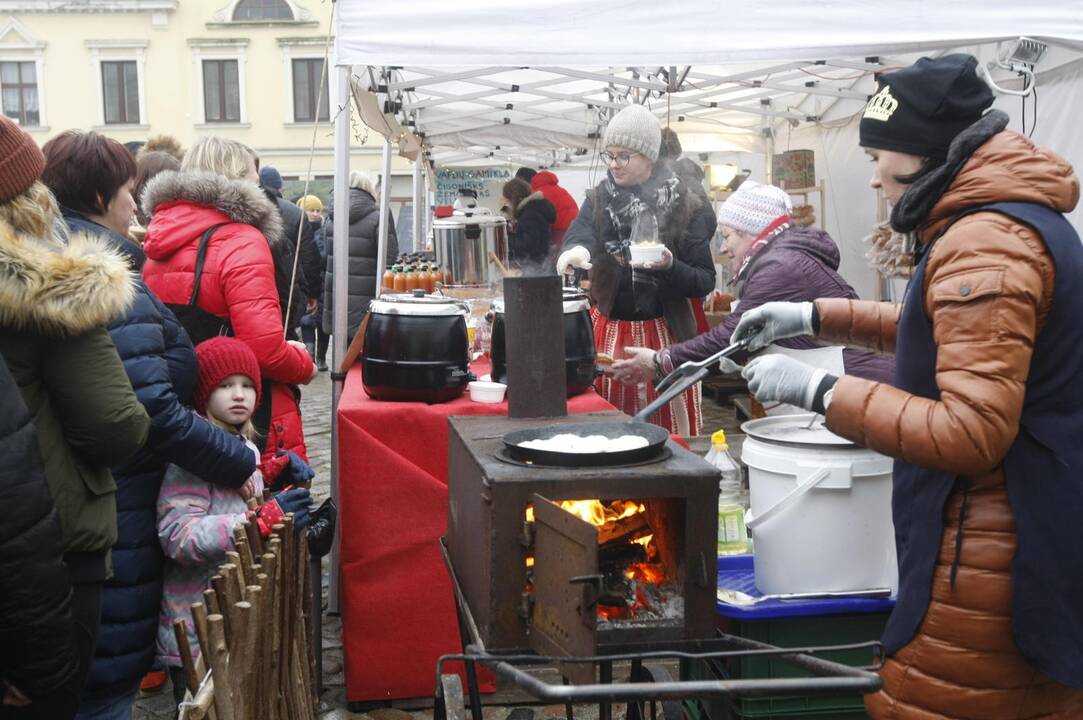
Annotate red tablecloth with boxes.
[337,361,615,701]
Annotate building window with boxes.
[292,58,328,123]
[102,60,139,124]
[0,61,39,127]
[203,59,241,123]
[232,0,293,21]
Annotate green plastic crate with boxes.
[685,612,888,720]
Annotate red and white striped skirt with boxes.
[591,307,702,436]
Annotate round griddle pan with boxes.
[502,421,669,467]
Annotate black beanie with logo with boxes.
[859,54,995,159]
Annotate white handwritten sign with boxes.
[436,167,512,208]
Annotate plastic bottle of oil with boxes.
[706,430,748,556]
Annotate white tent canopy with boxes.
[337,0,1083,67]
[336,2,1083,167]
[324,0,1083,611]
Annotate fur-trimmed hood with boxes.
[0,219,135,335]
[516,191,546,213]
[141,170,283,247]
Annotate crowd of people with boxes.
[2,50,1082,720]
[0,122,327,719]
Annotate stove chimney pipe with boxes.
[503,275,567,418]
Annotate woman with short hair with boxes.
[41,130,258,718]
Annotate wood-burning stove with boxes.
[446,412,720,667]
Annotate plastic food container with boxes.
[468,380,507,403]
[629,243,666,264]
[740,414,897,596]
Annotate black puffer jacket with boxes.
[322,187,398,340]
[61,211,256,701]
[0,356,78,701]
[262,188,316,338]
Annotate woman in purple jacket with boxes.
[612,181,893,388]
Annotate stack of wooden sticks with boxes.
[172,512,317,720]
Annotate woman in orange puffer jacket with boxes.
[733,55,1083,719]
[141,137,316,488]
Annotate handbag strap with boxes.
[188,224,227,307]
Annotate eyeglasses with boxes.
[601,151,638,168]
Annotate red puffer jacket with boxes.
[531,171,579,243]
[141,171,314,478]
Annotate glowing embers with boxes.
[525,499,682,625]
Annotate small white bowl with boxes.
[469,380,507,403]
[629,243,666,265]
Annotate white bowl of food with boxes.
[629,243,666,265]
[468,380,507,403]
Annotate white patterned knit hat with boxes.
[604,104,662,163]
[717,181,793,235]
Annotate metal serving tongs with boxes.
[632,339,748,422]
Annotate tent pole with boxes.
[376,137,393,292]
[412,155,422,255]
[762,99,775,185]
[329,62,352,616]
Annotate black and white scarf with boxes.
[599,170,682,314]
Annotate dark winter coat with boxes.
[61,211,256,701]
[0,357,78,702]
[510,191,556,267]
[563,165,716,341]
[142,171,314,473]
[664,225,894,384]
[322,187,398,341]
[263,189,324,317]
[0,217,150,583]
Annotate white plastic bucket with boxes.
[741,415,898,596]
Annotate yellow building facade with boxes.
[0,0,399,185]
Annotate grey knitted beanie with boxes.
[604,105,662,163]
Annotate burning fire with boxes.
[525,499,645,526]
[523,498,678,623]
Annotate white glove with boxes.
[741,354,829,411]
[610,347,657,385]
[732,301,815,352]
[556,245,592,275]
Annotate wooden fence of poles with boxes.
[172,512,317,720]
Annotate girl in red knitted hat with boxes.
[155,337,313,708]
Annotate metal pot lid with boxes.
[491,294,590,314]
[368,291,470,317]
[741,414,854,447]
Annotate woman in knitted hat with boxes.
[557,104,716,434]
[611,180,893,401]
[733,54,1083,717]
[156,337,313,709]
[141,136,317,492]
[0,115,151,716]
